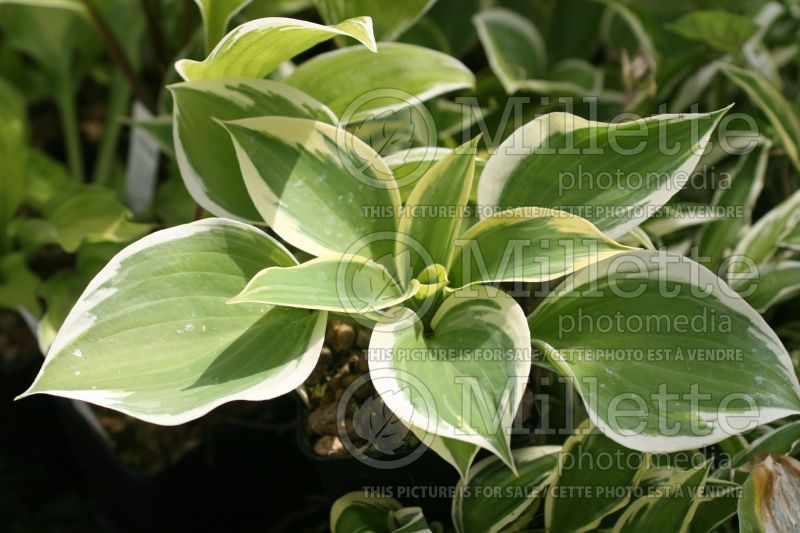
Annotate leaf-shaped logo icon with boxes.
[348,258,398,312]
[350,108,415,159]
[352,392,412,455]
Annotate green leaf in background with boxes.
[397,137,479,282]
[170,78,337,222]
[739,261,800,313]
[477,109,728,238]
[0,0,86,78]
[229,255,419,313]
[543,0,604,61]
[529,250,800,452]
[613,462,711,532]
[154,173,197,227]
[449,207,633,288]
[546,421,648,532]
[0,78,27,251]
[670,10,757,54]
[244,0,312,17]
[286,43,475,123]
[738,455,800,533]
[729,190,800,277]
[721,63,800,172]
[0,253,41,316]
[19,219,327,425]
[314,0,435,41]
[45,186,152,253]
[732,420,800,468]
[175,16,376,81]
[473,8,601,95]
[23,150,71,213]
[192,0,252,54]
[369,285,530,468]
[223,116,401,260]
[697,140,770,272]
[452,446,561,533]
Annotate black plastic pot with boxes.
[56,394,320,532]
[53,398,156,532]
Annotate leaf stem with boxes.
[92,72,131,184]
[79,0,156,113]
[140,0,170,74]
[55,80,84,182]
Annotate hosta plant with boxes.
[16,6,800,513]
[2,0,800,530]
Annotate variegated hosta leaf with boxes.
[620,226,656,250]
[170,78,337,222]
[229,255,419,313]
[546,420,648,532]
[642,202,724,239]
[452,446,561,533]
[384,147,485,203]
[223,116,401,260]
[19,219,327,425]
[721,63,800,172]
[697,140,770,272]
[529,250,800,452]
[780,223,800,251]
[192,0,252,53]
[669,10,757,54]
[314,0,435,41]
[473,8,545,89]
[390,507,436,533]
[613,463,711,532]
[409,427,479,479]
[738,261,800,313]
[729,190,800,278]
[369,285,531,468]
[286,43,475,123]
[396,137,479,282]
[175,16,376,81]
[738,455,800,533]
[601,0,658,91]
[330,492,438,533]
[448,207,633,289]
[477,109,728,238]
[473,8,601,95]
[330,492,402,533]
